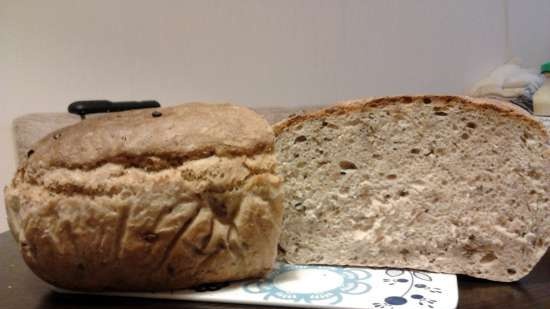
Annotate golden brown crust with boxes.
[27,103,274,169]
[6,103,283,291]
[6,168,282,291]
[273,95,549,144]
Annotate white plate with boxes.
[54,263,458,309]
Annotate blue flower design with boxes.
[373,269,441,308]
[243,264,371,305]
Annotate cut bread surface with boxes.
[274,96,550,281]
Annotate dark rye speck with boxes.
[152,111,162,117]
[294,135,307,143]
[143,233,159,243]
[27,149,34,158]
[339,160,358,169]
[167,265,176,276]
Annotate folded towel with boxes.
[503,70,544,89]
[470,62,543,112]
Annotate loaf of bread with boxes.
[274,95,550,282]
[4,103,283,291]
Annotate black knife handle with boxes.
[68,100,160,118]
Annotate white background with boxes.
[1,0,550,232]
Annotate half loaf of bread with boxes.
[274,95,550,281]
[5,103,283,291]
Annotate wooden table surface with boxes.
[1,231,549,309]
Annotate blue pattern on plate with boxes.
[242,264,371,305]
[373,269,442,308]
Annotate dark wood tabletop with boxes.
[1,231,549,309]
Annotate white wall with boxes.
[0,0,548,232]
[508,0,550,68]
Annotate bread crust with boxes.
[27,103,274,169]
[274,95,549,144]
[5,103,283,291]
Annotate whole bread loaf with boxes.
[4,103,283,291]
[274,95,550,282]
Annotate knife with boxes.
[68,100,161,119]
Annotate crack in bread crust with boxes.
[16,154,277,197]
[25,146,274,171]
[114,205,131,259]
[28,167,268,198]
[155,201,202,271]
